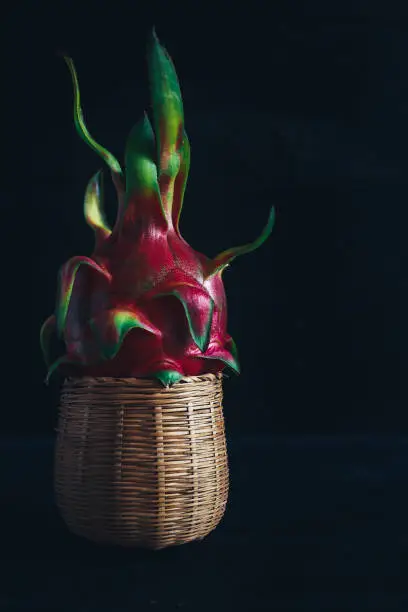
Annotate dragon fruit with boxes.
[40,31,275,387]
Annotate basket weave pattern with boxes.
[54,373,229,549]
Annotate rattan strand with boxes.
[54,373,229,549]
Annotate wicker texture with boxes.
[54,373,229,549]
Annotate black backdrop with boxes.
[7,0,408,435]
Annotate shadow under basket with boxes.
[54,373,229,550]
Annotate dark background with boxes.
[8,0,408,433]
[2,2,408,610]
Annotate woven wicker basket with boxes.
[54,373,229,549]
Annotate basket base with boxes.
[54,374,229,549]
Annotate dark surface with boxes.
[1,435,407,611]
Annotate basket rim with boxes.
[64,372,223,388]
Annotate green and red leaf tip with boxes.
[151,274,215,352]
[155,370,184,388]
[63,56,123,176]
[148,30,187,218]
[172,129,190,235]
[41,30,274,386]
[84,170,112,246]
[90,308,161,360]
[122,113,168,231]
[56,256,111,336]
[206,206,276,278]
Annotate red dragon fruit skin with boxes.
[40,30,275,387]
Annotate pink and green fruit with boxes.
[40,31,275,387]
